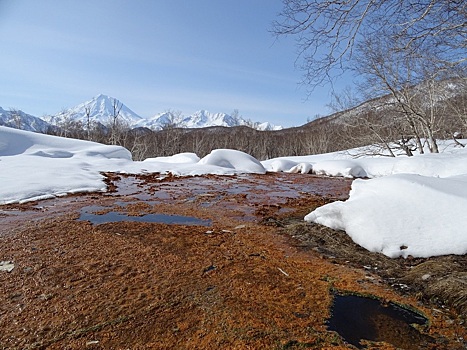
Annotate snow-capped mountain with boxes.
[137,109,283,131]
[182,110,282,130]
[0,107,52,133]
[183,110,242,128]
[135,110,244,130]
[132,111,174,130]
[255,121,283,131]
[44,95,283,130]
[15,94,282,131]
[44,94,144,127]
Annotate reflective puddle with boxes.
[78,206,211,226]
[328,294,433,349]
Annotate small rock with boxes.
[421,274,431,280]
[0,261,14,273]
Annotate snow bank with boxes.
[262,140,467,179]
[313,160,367,178]
[392,151,467,177]
[287,162,313,174]
[0,125,132,159]
[305,174,467,258]
[0,127,132,203]
[199,149,266,174]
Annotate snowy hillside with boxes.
[44,94,144,127]
[0,107,52,133]
[312,78,467,127]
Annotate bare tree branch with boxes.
[273,0,467,92]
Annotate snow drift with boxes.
[305,174,467,258]
[199,149,266,174]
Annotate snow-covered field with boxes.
[1,126,466,258]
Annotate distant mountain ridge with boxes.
[136,109,282,130]
[45,94,283,131]
[0,94,283,132]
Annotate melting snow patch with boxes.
[0,261,15,273]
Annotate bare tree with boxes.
[230,109,241,126]
[444,77,467,141]
[53,109,82,138]
[352,30,453,154]
[161,110,184,130]
[108,98,124,145]
[327,86,361,114]
[273,0,466,91]
[9,108,22,129]
[84,106,93,141]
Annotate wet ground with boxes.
[0,172,465,349]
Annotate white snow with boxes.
[199,149,266,174]
[1,125,466,258]
[144,153,201,164]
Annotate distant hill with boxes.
[302,78,466,129]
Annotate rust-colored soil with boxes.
[0,173,465,349]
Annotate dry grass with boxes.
[402,259,467,316]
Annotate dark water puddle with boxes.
[78,206,211,226]
[328,294,433,349]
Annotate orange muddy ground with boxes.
[0,173,465,349]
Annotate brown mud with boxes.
[0,172,465,349]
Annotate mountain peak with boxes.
[48,95,143,126]
[92,94,119,104]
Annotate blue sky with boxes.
[0,0,336,127]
